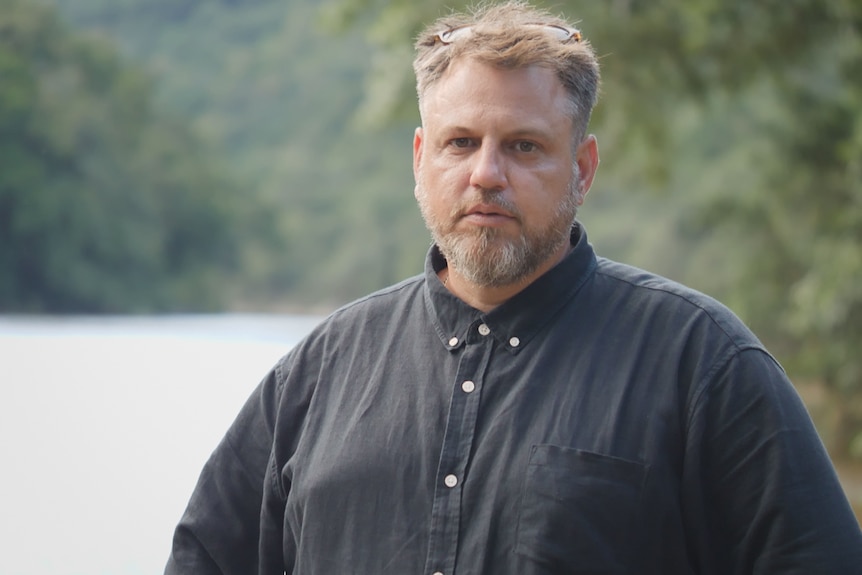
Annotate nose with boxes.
[469,144,507,191]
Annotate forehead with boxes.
[420,58,573,135]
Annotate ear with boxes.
[413,127,424,197]
[574,134,600,204]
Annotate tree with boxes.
[0,0,248,312]
[52,0,432,306]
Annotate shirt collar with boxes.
[423,223,598,353]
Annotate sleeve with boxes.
[164,354,288,575]
[682,347,862,575]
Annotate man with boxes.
[166,2,862,573]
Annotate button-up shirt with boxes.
[166,224,862,575]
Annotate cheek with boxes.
[419,163,463,204]
[429,152,472,184]
[518,171,576,219]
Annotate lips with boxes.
[465,203,515,218]
[459,203,518,227]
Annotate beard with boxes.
[416,166,581,288]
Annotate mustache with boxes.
[451,190,523,221]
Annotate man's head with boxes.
[413,1,600,144]
[411,2,601,292]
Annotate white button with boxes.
[462,380,475,393]
[448,337,459,346]
[509,336,521,347]
[444,474,458,488]
[478,323,491,336]
[432,572,444,575]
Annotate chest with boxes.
[286,325,685,512]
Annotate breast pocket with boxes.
[515,444,648,574]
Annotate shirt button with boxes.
[478,323,491,336]
[444,474,458,488]
[461,380,475,393]
[432,572,445,575]
[448,336,459,347]
[509,336,521,347]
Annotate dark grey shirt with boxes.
[167,225,862,575]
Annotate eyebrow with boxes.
[440,125,556,140]
[507,127,555,140]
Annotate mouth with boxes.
[465,201,517,217]
[460,204,517,227]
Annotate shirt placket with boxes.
[423,320,495,575]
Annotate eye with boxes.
[515,141,538,153]
[451,137,472,148]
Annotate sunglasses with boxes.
[434,24,582,45]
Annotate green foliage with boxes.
[50,0,431,307]
[0,0,246,312]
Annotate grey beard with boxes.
[435,224,558,287]
[417,164,582,288]
[430,188,578,287]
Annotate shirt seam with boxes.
[594,267,745,345]
[593,267,775,437]
[271,357,289,499]
[224,431,264,491]
[684,346,781,436]
[268,447,285,500]
[324,273,425,321]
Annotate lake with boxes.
[0,314,322,575]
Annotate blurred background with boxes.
[1,0,860,571]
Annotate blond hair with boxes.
[413,1,600,141]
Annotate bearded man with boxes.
[166,2,862,574]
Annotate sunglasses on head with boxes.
[434,24,582,45]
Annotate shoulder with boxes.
[281,274,426,357]
[592,257,764,353]
[594,257,732,315]
[271,274,426,390]
[325,273,427,326]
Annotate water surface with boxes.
[0,314,321,575]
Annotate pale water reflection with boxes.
[0,314,322,575]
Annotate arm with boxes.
[683,347,862,574]
[165,356,287,575]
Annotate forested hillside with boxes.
[0,0,257,311]
[48,0,431,307]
